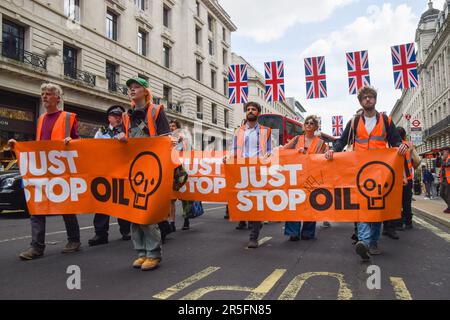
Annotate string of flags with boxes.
[228,43,419,105]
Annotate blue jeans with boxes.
[357,222,381,246]
[284,222,316,238]
[131,223,162,259]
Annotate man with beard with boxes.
[227,102,272,248]
[325,86,408,261]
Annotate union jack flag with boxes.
[264,61,285,102]
[346,50,370,95]
[304,56,327,99]
[332,115,344,137]
[228,64,248,104]
[391,43,419,90]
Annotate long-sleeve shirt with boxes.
[332,112,402,152]
[230,123,272,158]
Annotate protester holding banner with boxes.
[9,83,81,260]
[228,101,272,249]
[118,77,170,271]
[325,86,407,261]
[440,148,450,213]
[281,115,328,241]
[88,105,131,246]
[169,119,192,231]
[386,127,414,232]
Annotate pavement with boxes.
[0,203,449,300]
[412,194,450,228]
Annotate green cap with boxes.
[126,77,149,88]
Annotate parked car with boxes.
[0,160,28,215]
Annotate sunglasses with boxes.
[305,121,315,125]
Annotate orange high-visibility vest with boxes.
[122,104,163,137]
[354,114,392,151]
[403,140,413,181]
[440,156,450,184]
[234,124,271,157]
[295,135,325,154]
[36,111,76,141]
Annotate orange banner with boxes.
[14,138,174,225]
[225,149,403,222]
[174,150,227,202]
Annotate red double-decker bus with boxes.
[257,114,336,147]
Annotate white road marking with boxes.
[414,217,450,243]
[0,223,118,244]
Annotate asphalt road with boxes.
[0,203,449,300]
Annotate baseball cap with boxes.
[126,77,149,88]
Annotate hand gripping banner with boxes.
[225,149,403,222]
[13,138,174,225]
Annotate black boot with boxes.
[88,234,108,246]
[182,218,190,230]
[170,221,176,232]
[236,221,247,230]
[383,228,399,240]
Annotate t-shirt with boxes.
[364,115,377,135]
[127,106,170,138]
[39,110,80,141]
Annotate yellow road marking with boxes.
[390,277,412,300]
[246,269,287,300]
[414,217,450,243]
[153,266,220,300]
[179,269,287,300]
[278,272,353,300]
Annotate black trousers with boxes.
[93,214,130,237]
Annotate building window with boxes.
[106,62,118,91]
[211,70,216,89]
[195,26,201,46]
[135,0,145,11]
[1,20,25,61]
[163,5,171,28]
[137,29,147,56]
[163,85,172,103]
[208,39,214,55]
[223,49,227,65]
[106,10,118,40]
[197,97,203,119]
[212,103,217,124]
[208,15,213,32]
[223,77,228,96]
[222,27,226,41]
[224,109,229,128]
[64,0,80,21]
[63,45,78,79]
[196,60,202,81]
[163,44,171,68]
[196,1,200,16]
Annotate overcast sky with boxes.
[219,0,446,134]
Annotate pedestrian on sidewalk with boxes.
[9,83,81,260]
[225,101,272,249]
[422,166,434,199]
[431,168,439,199]
[280,115,328,241]
[88,105,131,246]
[325,86,407,261]
[117,77,171,271]
[439,148,450,213]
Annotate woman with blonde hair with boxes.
[281,115,328,241]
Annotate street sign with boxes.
[412,119,421,127]
[411,127,422,132]
[411,131,422,145]
[405,114,411,121]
